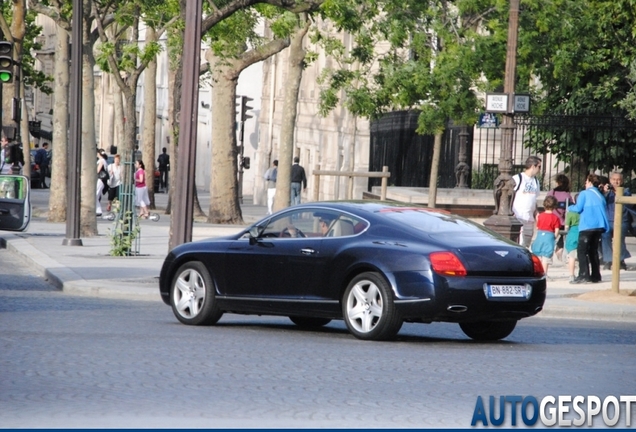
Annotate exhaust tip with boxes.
[447,305,468,313]
[535,306,543,313]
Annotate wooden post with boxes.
[348,176,354,200]
[380,166,388,201]
[311,165,390,201]
[313,163,320,202]
[610,187,636,293]
[612,187,624,293]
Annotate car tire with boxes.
[459,320,517,341]
[289,316,332,328]
[342,272,402,341]
[170,261,223,326]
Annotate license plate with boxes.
[486,284,528,298]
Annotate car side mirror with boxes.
[248,225,262,245]
[0,174,31,232]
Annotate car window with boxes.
[261,210,324,239]
[0,174,31,231]
[379,208,481,233]
[258,209,367,239]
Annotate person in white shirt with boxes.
[107,154,122,212]
[512,156,542,247]
[0,136,11,174]
[263,160,278,215]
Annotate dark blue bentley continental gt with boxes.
[159,201,546,341]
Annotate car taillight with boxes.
[430,251,467,276]
[532,254,545,277]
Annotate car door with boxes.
[0,175,31,232]
[224,209,327,300]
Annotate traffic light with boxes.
[0,41,14,83]
[241,96,253,121]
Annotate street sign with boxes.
[478,113,500,128]
[513,94,530,112]
[486,93,509,113]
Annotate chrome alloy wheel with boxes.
[342,272,402,340]
[173,267,207,319]
[345,279,384,333]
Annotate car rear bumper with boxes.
[391,272,546,323]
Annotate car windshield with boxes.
[379,208,485,234]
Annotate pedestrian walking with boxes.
[512,156,542,247]
[34,142,50,188]
[290,156,307,206]
[564,194,580,283]
[135,159,150,219]
[264,160,278,215]
[531,196,561,277]
[107,154,122,212]
[546,174,573,261]
[96,149,109,216]
[0,136,10,174]
[157,147,170,192]
[600,171,631,270]
[568,174,610,284]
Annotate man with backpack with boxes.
[512,156,542,247]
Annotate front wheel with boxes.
[342,272,402,341]
[170,261,223,326]
[459,320,517,341]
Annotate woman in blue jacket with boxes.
[567,174,610,284]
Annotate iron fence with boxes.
[370,112,636,194]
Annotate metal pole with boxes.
[483,0,522,241]
[238,121,244,204]
[170,0,201,249]
[63,0,83,246]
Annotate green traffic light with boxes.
[0,71,11,82]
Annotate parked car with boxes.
[159,201,547,341]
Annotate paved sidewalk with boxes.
[2,191,636,323]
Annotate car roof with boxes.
[293,200,447,216]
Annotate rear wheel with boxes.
[289,316,332,328]
[170,261,223,325]
[342,272,402,341]
[459,320,517,341]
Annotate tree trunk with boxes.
[209,60,243,224]
[113,84,124,155]
[273,16,309,212]
[142,27,158,209]
[428,132,442,208]
[123,91,136,155]
[207,37,291,223]
[48,25,70,222]
[80,18,99,237]
[165,59,178,216]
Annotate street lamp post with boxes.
[63,0,83,246]
[483,0,522,241]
